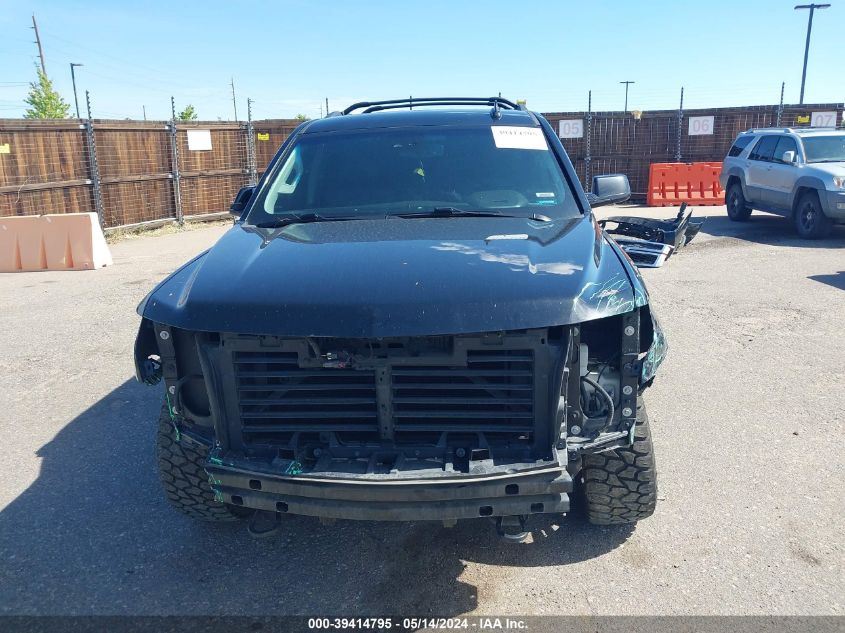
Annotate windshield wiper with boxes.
[396,207,506,219]
[808,159,845,163]
[395,207,551,221]
[253,212,359,228]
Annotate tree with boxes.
[23,68,71,119]
[177,104,198,121]
[295,113,311,122]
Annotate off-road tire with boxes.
[726,182,752,222]
[794,190,832,239]
[581,401,657,525]
[156,404,242,522]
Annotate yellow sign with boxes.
[0,143,10,154]
[796,115,810,124]
[257,133,270,141]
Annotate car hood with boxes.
[806,162,845,177]
[138,215,647,338]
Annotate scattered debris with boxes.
[600,203,705,268]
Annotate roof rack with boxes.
[745,126,842,134]
[745,127,794,133]
[342,96,525,115]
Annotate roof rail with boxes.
[342,96,524,115]
[745,126,843,134]
[744,127,794,133]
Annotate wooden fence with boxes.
[545,102,844,196]
[1,102,842,229]
[0,118,299,229]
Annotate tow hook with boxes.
[247,510,282,538]
[496,515,530,543]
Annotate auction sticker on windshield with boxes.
[491,126,548,150]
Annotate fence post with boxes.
[776,82,785,127]
[584,90,592,191]
[169,96,184,225]
[246,97,257,186]
[675,87,684,162]
[83,91,105,227]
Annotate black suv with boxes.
[134,97,665,538]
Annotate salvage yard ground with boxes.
[0,206,842,616]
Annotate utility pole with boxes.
[325,97,329,115]
[142,105,147,121]
[70,63,83,119]
[230,77,238,121]
[795,3,831,105]
[620,80,635,112]
[31,14,47,77]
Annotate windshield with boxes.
[247,125,581,225]
[802,135,845,163]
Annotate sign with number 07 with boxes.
[688,116,714,136]
[810,112,837,127]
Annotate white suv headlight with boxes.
[833,176,845,189]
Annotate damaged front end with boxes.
[134,303,667,524]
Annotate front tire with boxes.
[794,190,832,239]
[580,401,657,525]
[156,404,243,522]
[726,182,752,222]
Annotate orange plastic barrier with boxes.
[647,162,725,207]
[0,212,112,272]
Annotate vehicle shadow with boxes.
[807,271,845,291]
[691,210,845,249]
[0,379,631,616]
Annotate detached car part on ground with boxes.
[599,202,705,268]
[134,97,667,539]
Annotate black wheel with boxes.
[726,182,752,222]
[794,190,832,239]
[580,400,657,525]
[156,404,244,522]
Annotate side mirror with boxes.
[781,150,796,164]
[587,174,632,208]
[230,185,256,217]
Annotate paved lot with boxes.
[0,207,843,616]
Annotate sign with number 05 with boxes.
[810,112,836,127]
[558,119,583,139]
[688,116,714,136]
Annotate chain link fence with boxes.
[546,90,844,197]
[0,91,299,230]
[1,92,842,228]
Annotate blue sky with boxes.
[1,0,842,120]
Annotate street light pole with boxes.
[794,4,830,105]
[70,63,83,119]
[620,80,635,112]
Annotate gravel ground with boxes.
[0,206,842,616]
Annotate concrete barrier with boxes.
[0,213,112,272]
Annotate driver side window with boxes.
[772,137,798,164]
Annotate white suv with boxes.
[719,128,845,239]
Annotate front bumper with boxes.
[822,190,845,221]
[207,461,572,522]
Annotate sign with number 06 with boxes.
[810,112,837,127]
[688,116,714,136]
[558,119,584,139]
